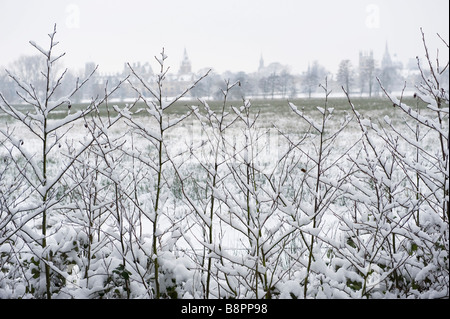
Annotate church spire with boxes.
[382,41,392,68]
[183,47,189,62]
[179,47,192,75]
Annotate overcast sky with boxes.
[1,0,448,75]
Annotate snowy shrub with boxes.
[0,26,447,299]
[335,29,449,298]
[0,24,128,299]
[119,50,210,299]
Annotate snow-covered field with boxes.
[1,90,448,299]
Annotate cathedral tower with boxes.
[179,48,192,75]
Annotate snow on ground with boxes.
[1,96,447,299]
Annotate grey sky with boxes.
[1,0,448,75]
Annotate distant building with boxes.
[379,42,404,92]
[259,54,264,72]
[382,42,393,69]
[165,48,195,97]
[359,50,374,69]
[127,61,153,79]
[179,48,192,75]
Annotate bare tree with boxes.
[125,49,209,298]
[359,52,376,97]
[337,59,355,94]
[0,24,127,299]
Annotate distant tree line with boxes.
[1,48,447,103]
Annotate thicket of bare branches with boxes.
[0,25,448,299]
